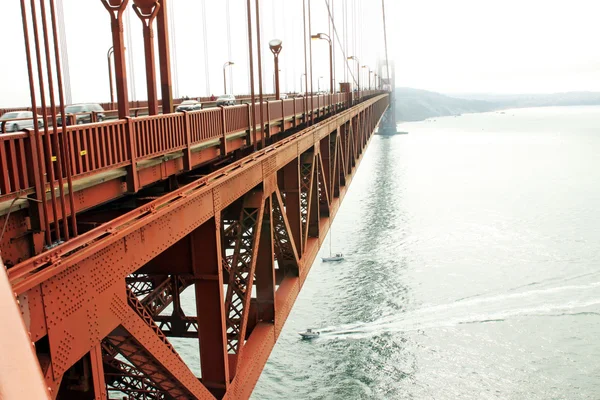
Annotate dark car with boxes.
[176,100,202,112]
[216,94,236,106]
[57,103,105,126]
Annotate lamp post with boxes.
[300,73,306,93]
[223,61,234,94]
[318,76,324,92]
[107,46,115,107]
[269,39,283,99]
[347,56,359,101]
[311,33,333,93]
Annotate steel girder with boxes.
[7,95,389,399]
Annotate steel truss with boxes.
[8,95,389,399]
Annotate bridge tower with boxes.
[378,60,398,135]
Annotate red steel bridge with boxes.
[0,0,394,399]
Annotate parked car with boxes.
[0,111,43,132]
[216,94,236,106]
[57,103,105,126]
[176,100,202,112]
[280,93,288,100]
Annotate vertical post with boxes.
[254,0,265,149]
[101,0,130,119]
[156,0,174,114]
[307,0,314,125]
[220,106,228,156]
[107,47,114,106]
[133,3,160,116]
[274,56,280,100]
[281,158,302,256]
[192,218,229,398]
[246,0,258,151]
[255,195,275,322]
[89,344,107,400]
[125,117,139,192]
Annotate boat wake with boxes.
[310,281,600,341]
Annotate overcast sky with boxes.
[1,0,599,108]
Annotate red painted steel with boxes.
[3,93,388,399]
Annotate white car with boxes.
[176,100,202,112]
[0,111,43,132]
[216,94,236,106]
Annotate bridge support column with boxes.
[192,217,229,397]
[255,195,275,323]
[156,0,174,114]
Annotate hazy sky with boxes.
[1,0,599,108]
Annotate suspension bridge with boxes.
[0,0,396,398]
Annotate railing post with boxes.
[25,130,49,246]
[246,103,252,147]
[293,98,297,128]
[182,111,192,170]
[266,101,271,141]
[280,99,285,134]
[220,106,228,156]
[125,117,139,193]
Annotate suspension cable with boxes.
[324,0,357,86]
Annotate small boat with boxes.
[298,328,320,339]
[322,229,344,262]
[322,253,344,262]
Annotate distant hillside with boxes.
[395,87,496,122]
[452,92,600,108]
[395,88,600,122]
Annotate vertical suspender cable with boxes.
[308,0,314,124]
[40,0,69,241]
[169,0,179,99]
[20,0,51,245]
[381,0,391,85]
[302,0,309,113]
[30,0,61,242]
[254,0,265,147]
[201,0,210,96]
[246,0,258,150]
[125,8,136,102]
[55,0,71,105]
[226,0,233,94]
[50,0,77,237]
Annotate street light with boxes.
[223,61,234,95]
[311,33,333,93]
[347,56,360,101]
[269,39,283,99]
[318,76,324,92]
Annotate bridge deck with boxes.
[0,92,378,267]
[2,93,389,399]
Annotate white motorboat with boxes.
[298,328,320,339]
